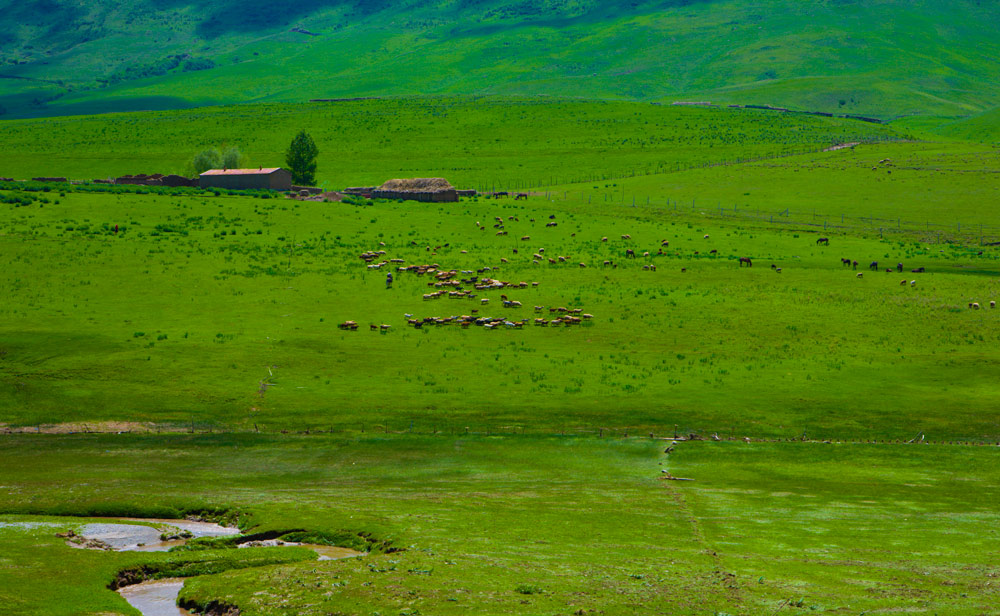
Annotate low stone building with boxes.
[199,168,293,191]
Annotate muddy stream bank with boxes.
[66,519,362,616]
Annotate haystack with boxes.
[378,178,454,192]
[374,178,459,203]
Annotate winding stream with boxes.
[68,519,363,616]
[119,579,191,616]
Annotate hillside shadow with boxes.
[143,0,393,38]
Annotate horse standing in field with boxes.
[739,257,753,267]
[841,258,852,267]
[869,261,879,271]
[816,237,829,245]
[896,263,903,272]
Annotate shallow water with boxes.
[118,579,190,616]
[76,519,239,551]
[236,539,362,560]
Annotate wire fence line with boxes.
[514,187,1000,246]
[2,422,996,447]
[471,135,904,194]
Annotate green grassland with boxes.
[2,99,999,615]
[3,1,1000,119]
[0,97,900,186]
[3,171,1000,440]
[0,435,997,615]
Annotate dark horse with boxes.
[869,261,879,271]
[739,257,753,267]
[816,237,829,245]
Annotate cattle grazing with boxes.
[520,236,530,241]
[900,279,907,286]
[601,237,608,242]
[338,320,359,330]
[703,234,709,239]
[370,324,378,331]
[991,301,996,308]
[661,240,669,247]
[739,257,752,267]
[771,263,777,269]
[621,234,631,240]
[869,261,878,271]
[500,257,508,263]
[481,298,489,304]
[546,222,557,227]
[603,260,611,266]
[579,262,587,268]
[625,249,637,259]
[775,267,782,273]
[856,273,863,278]
[816,237,829,245]
[681,268,687,272]
[709,249,717,255]
[911,267,925,273]
[970,302,980,310]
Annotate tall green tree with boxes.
[285,131,319,186]
[192,148,223,174]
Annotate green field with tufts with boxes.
[1,97,998,615]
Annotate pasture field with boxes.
[0,434,997,615]
[0,98,900,187]
[2,174,1000,440]
[1,101,999,615]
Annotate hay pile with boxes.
[379,178,454,193]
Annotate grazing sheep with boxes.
[856,273,863,278]
[579,262,587,268]
[621,234,631,240]
[603,260,611,266]
[992,301,997,309]
[520,236,530,241]
[971,302,980,309]
[910,280,916,287]
[775,268,782,273]
[900,280,907,285]
[601,236,608,242]
[481,298,489,304]
[703,234,709,239]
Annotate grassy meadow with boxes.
[0,97,900,186]
[1,99,999,615]
[0,434,997,616]
[3,181,1000,439]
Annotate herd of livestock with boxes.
[338,212,993,332]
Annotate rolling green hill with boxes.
[2,0,1000,119]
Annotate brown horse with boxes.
[739,257,753,267]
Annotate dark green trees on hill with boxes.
[286,131,319,186]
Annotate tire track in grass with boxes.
[662,477,745,611]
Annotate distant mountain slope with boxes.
[1,0,999,119]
